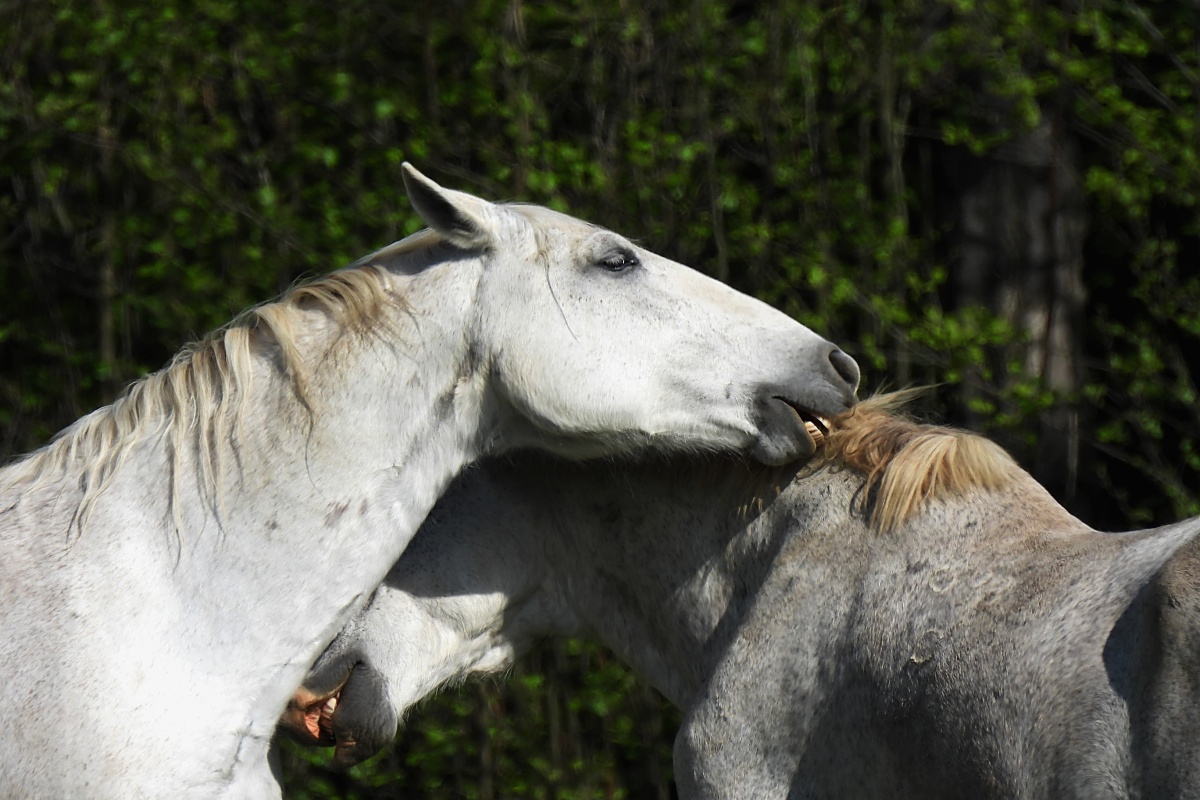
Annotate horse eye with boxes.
[596,250,639,273]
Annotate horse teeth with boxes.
[805,420,826,446]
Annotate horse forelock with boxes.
[2,257,402,535]
[819,393,1019,533]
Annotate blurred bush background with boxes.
[3,0,1197,796]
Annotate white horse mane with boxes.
[1,229,445,534]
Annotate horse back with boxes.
[820,509,1200,799]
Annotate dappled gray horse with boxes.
[0,165,858,799]
[290,397,1200,799]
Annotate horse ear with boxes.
[401,163,495,250]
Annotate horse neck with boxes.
[191,260,502,732]
[529,459,815,707]
[0,256,502,787]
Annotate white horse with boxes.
[290,397,1200,798]
[0,164,859,799]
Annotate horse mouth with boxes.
[310,693,340,743]
[777,398,830,448]
[282,686,343,746]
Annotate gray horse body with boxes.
[300,417,1200,799]
[676,469,1199,799]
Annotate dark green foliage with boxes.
[3,0,1197,795]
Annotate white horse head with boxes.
[0,165,855,798]
[376,164,859,465]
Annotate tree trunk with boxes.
[949,119,1087,505]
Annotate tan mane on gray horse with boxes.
[821,393,1019,533]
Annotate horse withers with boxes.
[0,166,857,799]
[291,396,1200,799]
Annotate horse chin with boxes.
[748,398,829,466]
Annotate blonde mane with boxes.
[3,230,443,533]
[819,393,1019,533]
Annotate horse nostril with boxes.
[829,348,860,390]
